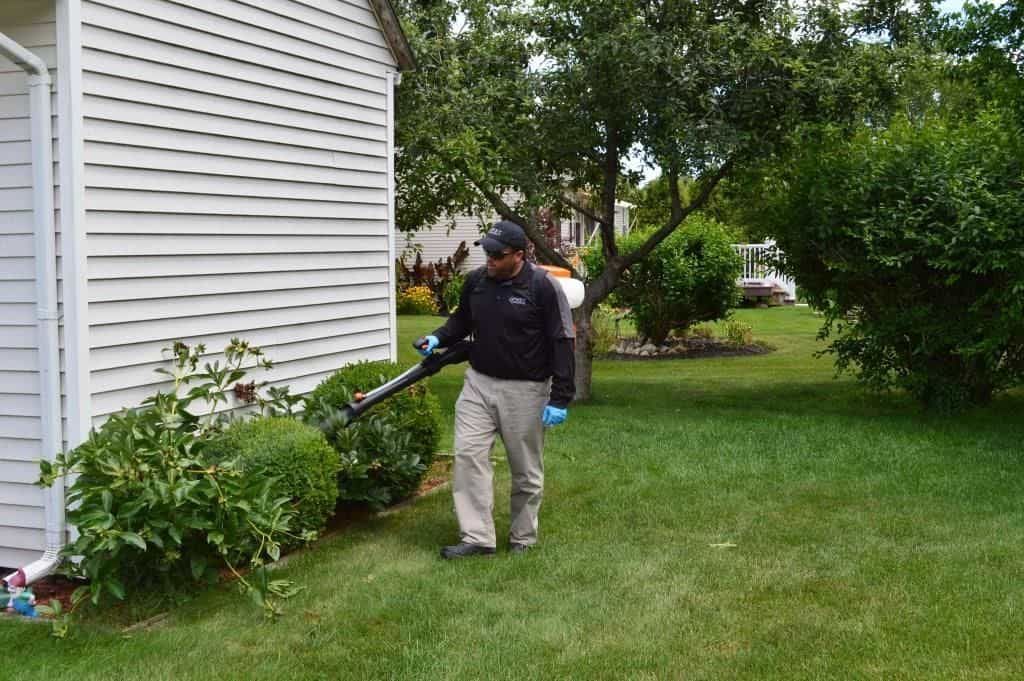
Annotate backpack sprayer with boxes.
[339,266,584,426]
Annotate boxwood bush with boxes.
[206,417,340,546]
[305,360,441,508]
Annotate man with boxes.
[415,220,575,559]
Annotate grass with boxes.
[3,307,1022,680]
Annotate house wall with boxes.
[402,211,489,272]
[77,0,400,424]
[0,0,58,568]
[407,200,632,278]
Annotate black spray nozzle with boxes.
[340,340,472,425]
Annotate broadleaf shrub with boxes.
[205,418,340,547]
[36,340,303,615]
[584,215,743,345]
[762,110,1024,410]
[305,360,441,508]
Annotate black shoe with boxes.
[440,542,496,559]
[508,542,532,555]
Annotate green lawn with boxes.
[3,307,1023,680]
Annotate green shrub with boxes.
[690,325,715,340]
[584,215,743,345]
[305,360,441,508]
[590,304,621,355]
[762,110,1024,410]
[724,321,754,346]
[442,273,466,313]
[37,340,301,614]
[397,285,439,315]
[205,418,339,546]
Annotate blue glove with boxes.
[542,405,567,427]
[413,335,439,357]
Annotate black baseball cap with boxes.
[475,220,528,253]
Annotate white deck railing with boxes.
[732,241,797,301]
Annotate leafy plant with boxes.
[37,339,304,623]
[724,321,754,347]
[311,402,422,509]
[396,241,470,313]
[442,273,466,314]
[590,304,621,356]
[585,216,743,345]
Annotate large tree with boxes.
[396,0,884,399]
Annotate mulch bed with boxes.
[26,574,79,613]
[604,336,773,360]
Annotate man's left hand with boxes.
[542,405,567,427]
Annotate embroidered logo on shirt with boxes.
[508,296,527,305]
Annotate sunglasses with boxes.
[485,249,515,260]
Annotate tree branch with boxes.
[475,182,575,275]
[623,156,736,270]
[600,125,620,261]
[558,193,611,229]
[667,166,683,224]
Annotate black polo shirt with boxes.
[431,262,576,407]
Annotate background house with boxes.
[405,197,633,271]
[0,0,412,569]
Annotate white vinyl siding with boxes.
[407,200,632,276]
[0,0,55,568]
[79,0,399,423]
[403,212,490,273]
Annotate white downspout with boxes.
[386,70,400,362]
[0,32,66,588]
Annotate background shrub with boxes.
[724,321,754,347]
[442,273,466,313]
[590,304,621,355]
[761,110,1024,410]
[584,215,743,345]
[306,360,442,508]
[397,285,440,315]
[205,418,340,546]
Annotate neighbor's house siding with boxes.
[401,211,489,271]
[405,200,632,275]
[0,0,58,568]
[78,0,399,425]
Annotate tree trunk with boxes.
[572,259,624,401]
[573,302,595,402]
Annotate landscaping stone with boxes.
[603,335,772,360]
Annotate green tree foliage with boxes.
[396,0,873,399]
[761,111,1024,410]
[585,216,742,345]
[941,0,1024,119]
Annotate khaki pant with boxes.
[453,367,550,548]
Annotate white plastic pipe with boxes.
[0,32,65,589]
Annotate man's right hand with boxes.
[413,335,439,356]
